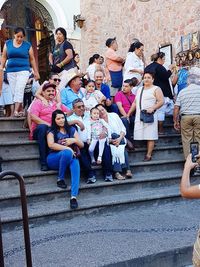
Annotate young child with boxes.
[86,107,111,165]
[83,80,105,117]
[0,72,13,117]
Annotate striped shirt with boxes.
[175,84,200,114]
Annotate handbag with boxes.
[193,229,200,267]
[70,144,81,158]
[57,138,81,158]
[139,87,154,123]
[111,133,126,145]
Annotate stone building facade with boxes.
[80,0,200,70]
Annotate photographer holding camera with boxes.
[180,153,200,267]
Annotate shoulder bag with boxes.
[139,87,154,123]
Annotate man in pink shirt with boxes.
[30,83,70,171]
[115,79,136,148]
[105,37,124,97]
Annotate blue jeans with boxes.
[33,124,49,166]
[106,103,119,114]
[96,142,113,176]
[80,142,113,178]
[47,150,80,197]
[121,115,135,141]
[79,143,96,179]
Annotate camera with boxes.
[190,142,199,163]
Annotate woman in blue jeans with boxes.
[47,110,84,209]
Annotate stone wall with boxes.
[80,0,200,70]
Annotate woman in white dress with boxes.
[123,42,144,84]
[128,72,164,161]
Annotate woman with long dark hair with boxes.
[49,27,77,91]
[47,109,84,209]
[124,41,144,84]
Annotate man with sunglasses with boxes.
[35,73,62,105]
[68,98,113,183]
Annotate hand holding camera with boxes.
[189,142,200,174]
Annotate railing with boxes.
[0,171,32,267]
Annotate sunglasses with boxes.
[53,78,61,82]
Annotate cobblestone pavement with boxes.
[2,199,200,267]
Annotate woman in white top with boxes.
[128,72,164,161]
[96,104,133,180]
[124,42,144,84]
[86,54,102,81]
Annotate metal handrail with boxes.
[0,171,32,267]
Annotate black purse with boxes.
[139,87,154,123]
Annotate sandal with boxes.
[18,111,25,117]
[115,172,125,180]
[126,170,133,178]
[143,155,152,162]
[13,111,20,117]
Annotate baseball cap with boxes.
[42,82,56,91]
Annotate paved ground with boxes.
[2,199,200,267]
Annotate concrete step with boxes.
[0,139,183,160]
[163,123,179,134]
[0,140,38,156]
[1,185,181,229]
[129,145,184,161]
[0,128,29,141]
[156,133,181,146]
[2,155,41,172]
[1,154,185,174]
[0,117,25,129]
[0,169,188,201]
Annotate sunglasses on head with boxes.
[53,78,61,82]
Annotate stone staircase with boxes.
[0,116,196,231]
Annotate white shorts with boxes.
[157,97,174,121]
[0,82,13,105]
[7,71,30,103]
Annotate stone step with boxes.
[0,128,29,141]
[156,133,181,146]
[0,169,187,202]
[0,139,183,160]
[1,185,181,229]
[1,153,185,173]
[0,117,25,129]
[0,141,38,156]
[163,124,178,134]
[2,155,41,172]
[128,145,184,161]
